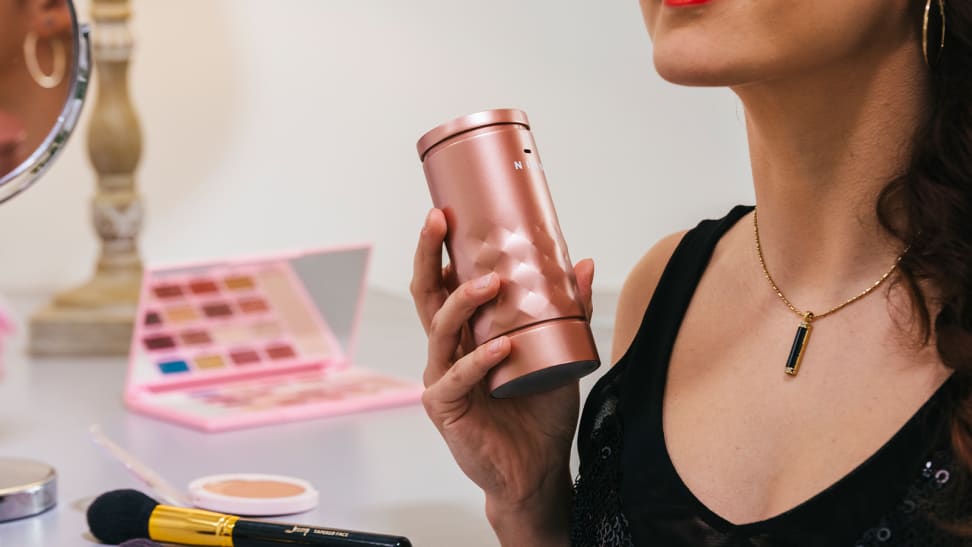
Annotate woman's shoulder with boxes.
[609,205,754,363]
[610,230,687,363]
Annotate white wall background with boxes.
[0,0,754,302]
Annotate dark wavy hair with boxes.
[876,0,972,526]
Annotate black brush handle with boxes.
[233,519,412,547]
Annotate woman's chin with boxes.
[652,53,749,87]
[656,68,731,88]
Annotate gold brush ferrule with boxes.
[148,506,239,547]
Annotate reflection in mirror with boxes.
[0,0,88,201]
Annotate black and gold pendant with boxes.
[784,312,813,376]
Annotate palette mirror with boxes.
[0,0,90,203]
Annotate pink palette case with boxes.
[124,244,423,432]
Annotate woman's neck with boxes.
[733,38,929,305]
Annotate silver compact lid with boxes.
[0,458,57,522]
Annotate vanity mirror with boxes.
[0,0,89,203]
[0,0,90,523]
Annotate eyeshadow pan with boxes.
[250,322,282,338]
[144,311,162,326]
[229,349,260,365]
[202,303,233,318]
[153,284,184,299]
[211,325,248,344]
[266,344,296,360]
[189,279,220,295]
[195,355,225,369]
[143,335,176,351]
[224,276,255,291]
[238,298,269,314]
[181,330,212,345]
[158,360,190,374]
[166,306,199,323]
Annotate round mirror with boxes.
[0,0,89,203]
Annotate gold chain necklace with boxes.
[753,208,906,376]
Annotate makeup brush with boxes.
[87,489,412,547]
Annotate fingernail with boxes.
[488,338,506,353]
[475,273,494,290]
[421,210,433,234]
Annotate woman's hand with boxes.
[411,208,594,546]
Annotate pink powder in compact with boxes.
[201,479,306,499]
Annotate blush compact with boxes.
[188,473,318,516]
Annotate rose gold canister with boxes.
[417,108,600,398]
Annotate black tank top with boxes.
[570,205,968,547]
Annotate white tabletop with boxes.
[0,289,612,546]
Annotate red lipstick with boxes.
[664,0,712,6]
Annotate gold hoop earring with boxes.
[923,0,946,67]
[23,31,66,89]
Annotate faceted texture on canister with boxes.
[466,221,582,343]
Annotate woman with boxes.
[411,0,972,545]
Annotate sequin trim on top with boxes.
[570,367,633,547]
[853,450,970,547]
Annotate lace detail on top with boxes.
[570,366,633,546]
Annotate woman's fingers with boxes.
[423,335,511,426]
[411,209,449,333]
[442,263,459,293]
[574,258,595,321]
[424,273,501,386]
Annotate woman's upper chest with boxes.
[660,252,952,526]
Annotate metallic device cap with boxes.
[416,108,530,161]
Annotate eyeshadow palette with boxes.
[124,245,423,432]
